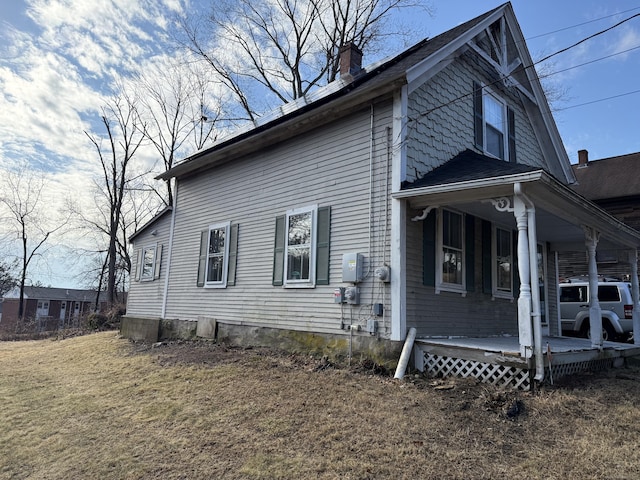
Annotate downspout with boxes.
[514,183,544,382]
[161,181,177,319]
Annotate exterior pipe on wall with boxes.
[394,327,417,379]
[514,183,544,382]
[161,181,177,319]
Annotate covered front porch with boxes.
[414,335,640,390]
[393,152,640,389]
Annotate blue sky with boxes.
[0,0,639,288]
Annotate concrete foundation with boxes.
[120,317,160,342]
[217,323,403,368]
[120,316,404,368]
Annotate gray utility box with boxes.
[342,253,364,283]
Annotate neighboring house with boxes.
[125,3,640,389]
[559,150,640,281]
[1,286,110,332]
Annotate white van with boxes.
[559,280,633,342]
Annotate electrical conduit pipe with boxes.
[394,327,417,379]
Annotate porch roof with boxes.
[393,151,640,250]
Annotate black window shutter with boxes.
[316,206,331,285]
[132,249,141,282]
[465,214,475,292]
[473,81,484,150]
[197,230,208,287]
[508,106,516,163]
[482,220,492,294]
[272,215,285,286]
[423,210,436,286]
[512,230,520,299]
[227,224,239,286]
[153,244,163,280]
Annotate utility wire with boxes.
[536,13,640,64]
[555,89,640,112]
[527,6,640,40]
[408,11,640,124]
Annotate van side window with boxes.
[560,286,585,303]
[598,286,620,302]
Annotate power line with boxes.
[536,13,640,64]
[538,44,640,80]
[527,6,640,40]
[555,89,640,112]
[408,11,640,124]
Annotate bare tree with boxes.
[0,165,66,320]
[137,60,222,206]
[180,0,432,118]
[85,90,148,305]
[0,260,18,297]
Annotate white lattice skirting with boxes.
[423,353,531,390]
[421,352,616,391]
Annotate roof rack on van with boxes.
[562,275,623,283]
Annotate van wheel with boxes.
[581,321,617,342]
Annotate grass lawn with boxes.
[1,331,640,479]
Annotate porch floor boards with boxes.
[416,335,640,357]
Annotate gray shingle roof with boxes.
[402,149,542,189]
[161,4,507,180]
[571,152,640,200]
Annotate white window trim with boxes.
[492,226,513,300]
[205,221,231,289]
[140,245,157,282]
[482,86,508,161]
[435,208,466,296]
[284,205,317,288]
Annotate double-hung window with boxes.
[473,81,516,162]
[133,244,162,282]
[140,246,156,281]
[196,221,238,288]
[483,94,505,159]
[273,205,331,287]
[438,209,465,292]
[493,227,512,298]
[285,207,315,284]
[205,222,230,287]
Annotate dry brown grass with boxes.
[1,332,640,479]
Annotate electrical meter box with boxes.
[342,253,364,283]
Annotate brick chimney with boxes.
[578,149,589,166]
[339,42,363,78]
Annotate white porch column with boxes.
[629,250,640,345]
[584,226,602,348]
[514,196,533,357]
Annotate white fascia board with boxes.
[392,171,545,202]
[406,7,506,93]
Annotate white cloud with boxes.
[0,0,190,288]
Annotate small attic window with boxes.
[473,82,516,163]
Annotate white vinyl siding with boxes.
[161,99,393,336]
[126,211,172,318]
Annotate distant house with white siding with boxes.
[125,3,640,389]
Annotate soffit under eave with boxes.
[394,174,640,249]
